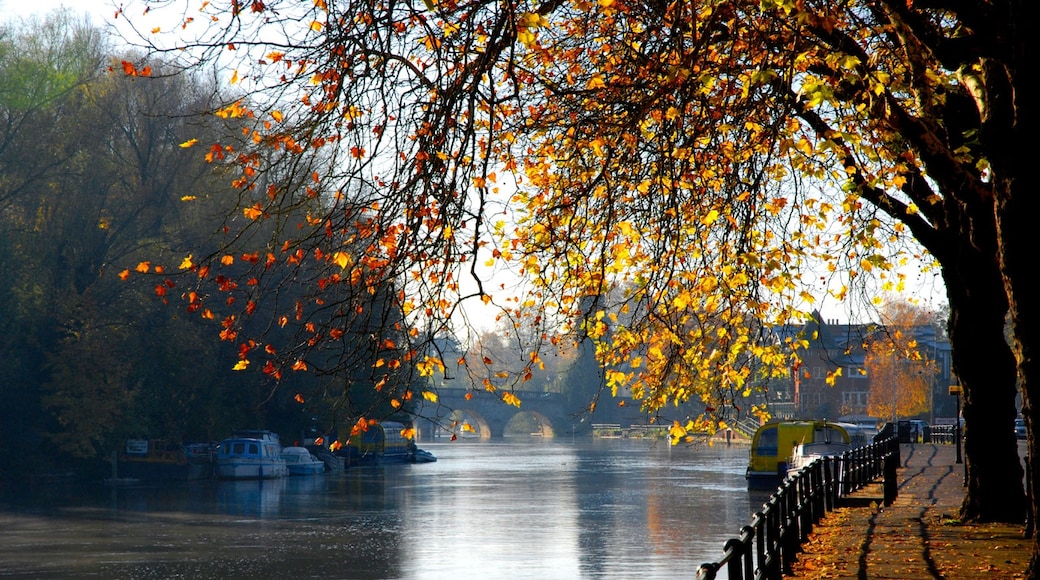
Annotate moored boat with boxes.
[214,430,288,480]
[114,439,214,482]
[335,421,436,466]
[281,446,326,475]
[785,440,853,477]
[746,420,851,491]
[410,447,437,463]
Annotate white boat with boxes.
[281,446,326,475]
[214,430,288,480]
[786,440,853,477]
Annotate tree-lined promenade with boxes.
[3,1,1037,576]
[788,442,1031,580]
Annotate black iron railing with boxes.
[928,424,958,444]
[696,433,900,580]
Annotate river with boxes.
[0,438,765,579]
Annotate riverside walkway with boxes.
[788,442,1031,579]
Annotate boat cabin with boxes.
[340,421,413,466]
[214,430,288,480]
[746,420,851,490]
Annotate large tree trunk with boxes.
[990,8,1037,573]
[945,259,1024,522]
[995,181,1039,573]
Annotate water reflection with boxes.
[0,439,756,579]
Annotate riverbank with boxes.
[789,442,1031,579]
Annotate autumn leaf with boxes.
[243,204,263,220]
[332,251,352,269]
[179,138,199,148]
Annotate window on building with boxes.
[842,391,869,407]
[847,366,868,378]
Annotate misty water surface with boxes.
[0,438,763,579]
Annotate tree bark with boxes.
[944,251,1024,522]
[995,180,1039,574]
[988,4,1037,572]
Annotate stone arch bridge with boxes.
[411,388,577,439]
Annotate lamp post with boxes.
[949,385,962,464]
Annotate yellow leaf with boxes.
[702,209,720,226]
[179,255,194,269]
[422,391,439,403]
[271,110,283,122]
[233,360,250,371]
[332,251,353,269]
[310,20,323,31]
[587,73,606,90]
[179,138,198,148]
[502,392,522,407]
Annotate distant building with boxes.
[766,311,953,423]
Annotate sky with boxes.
[1,0,117,23]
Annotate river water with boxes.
[0,438,765,579]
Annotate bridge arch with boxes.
[415,390,575,439]
[504,411,555,437]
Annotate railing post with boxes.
[740,525,755,580]
[884,449,898,506]
[755,511,767,577]
[723,538,746,580]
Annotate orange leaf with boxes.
[243,204,263,220]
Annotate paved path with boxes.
[788,443,1032,579]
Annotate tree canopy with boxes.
[115,0,1036,566]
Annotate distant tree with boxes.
[865,349,933,422]
[865,303,938,421]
